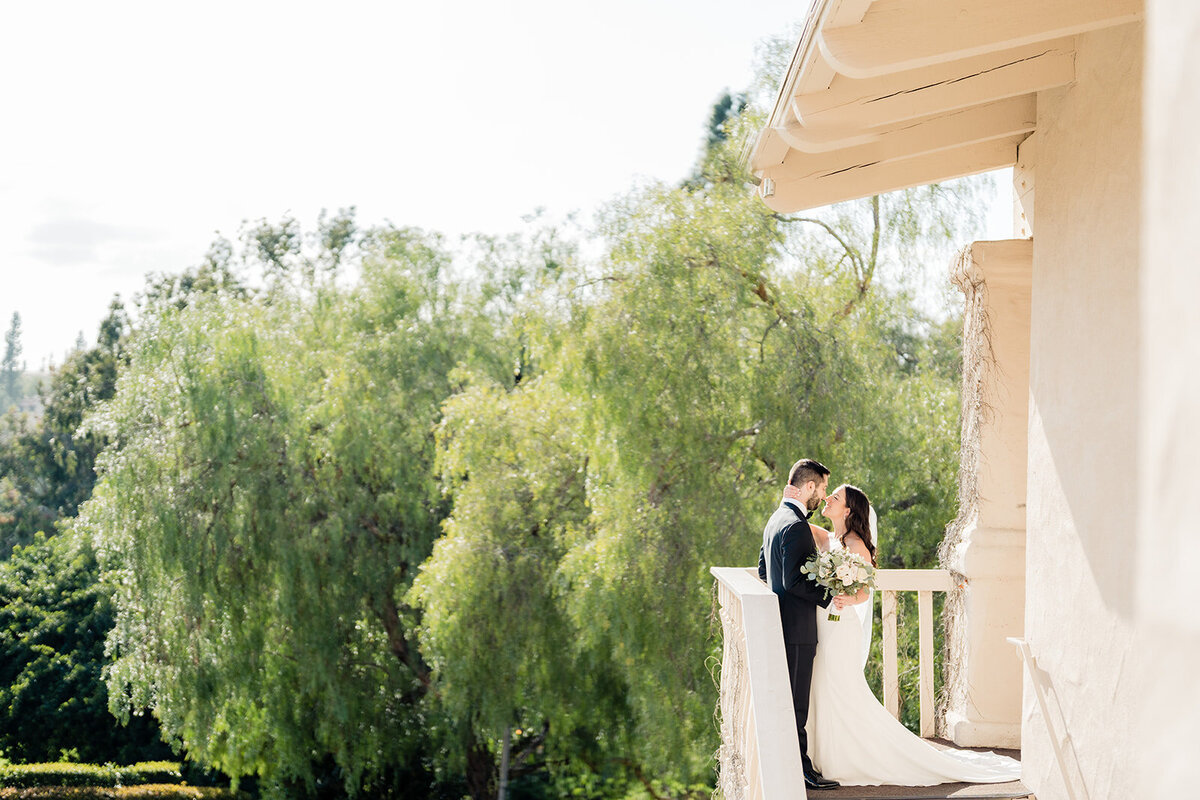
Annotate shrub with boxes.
[0,786,240,798]
[0,764,182,789]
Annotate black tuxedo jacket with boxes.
[758,500,831,644]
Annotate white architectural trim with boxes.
[779,96,1035,160]
[792,40,1073,131]
[761,136,1021,213]
[819,0,1141,79]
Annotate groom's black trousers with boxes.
[784,642,818,774]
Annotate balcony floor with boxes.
[817,740,1030,799]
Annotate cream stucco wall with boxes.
[1024,22,1144,800]
[1138,2,1200,797]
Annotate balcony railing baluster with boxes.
[876,569,956,736]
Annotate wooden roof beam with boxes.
[760,135,1024,214]
[819,0,1141,79]
[792,0,876,96]
[793,39,1074,132]
[826,0,874,27]
[775,96,1035,173]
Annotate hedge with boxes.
[0,764,182,789]
[0,787,240,799]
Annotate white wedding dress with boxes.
[805,535,1021,786]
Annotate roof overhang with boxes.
[749,0,1143,213]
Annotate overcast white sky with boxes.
[0,0,1010,369]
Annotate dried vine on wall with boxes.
[936,245,998,734]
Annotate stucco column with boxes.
[938,239,1031,749]
[1138,3,1200,796]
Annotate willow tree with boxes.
[554,176,850,781]
[414,107,988,791]
[411,378,623,798]
[77,226,507,796]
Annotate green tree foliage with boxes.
[0,301,129,557]
[67,108,984,799]
[233,208,358,291]
[412,380,614,797]
[0,302,176,766]
[412,116,985,792]
[0,530,170,763]
[136,251,248,316]
[409,182,981,800]
[77,225,512,796]
[0,255,262,557]
[769,183,984,568]
[573,188,961,772]
[703,91,748,151]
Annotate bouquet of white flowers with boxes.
[800,548,877,621]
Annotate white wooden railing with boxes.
[711,566,957,800]
[711,566,808,800]
[877,568,956,736]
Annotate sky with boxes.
[0,0,1012,369]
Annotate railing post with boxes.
[918,590,935,737]
[710,567,808,800]
[882,590,899,719]
[876,569,954,730]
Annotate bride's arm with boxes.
[808,522,831,551]
[833,587,870,608]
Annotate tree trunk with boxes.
[497,726,511,800]
[465,734,496,800]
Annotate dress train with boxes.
[806,580,1020,786]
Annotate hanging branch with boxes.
[773,212,864,277]
[376,590,436,696]
[774,194,883,317]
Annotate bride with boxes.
[805,484,1021,786]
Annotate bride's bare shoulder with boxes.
[843,533,871,559]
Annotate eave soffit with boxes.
[750,0,1143,213]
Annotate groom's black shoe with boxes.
[803,768,840,790]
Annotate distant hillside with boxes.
[2,372,48,419]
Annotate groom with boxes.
[758,458,839,791]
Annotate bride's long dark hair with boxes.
[842,484,877,566]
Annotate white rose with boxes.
[857,567,869,582]
[835,563,856,585]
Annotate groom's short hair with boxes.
[788,458,830,488]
